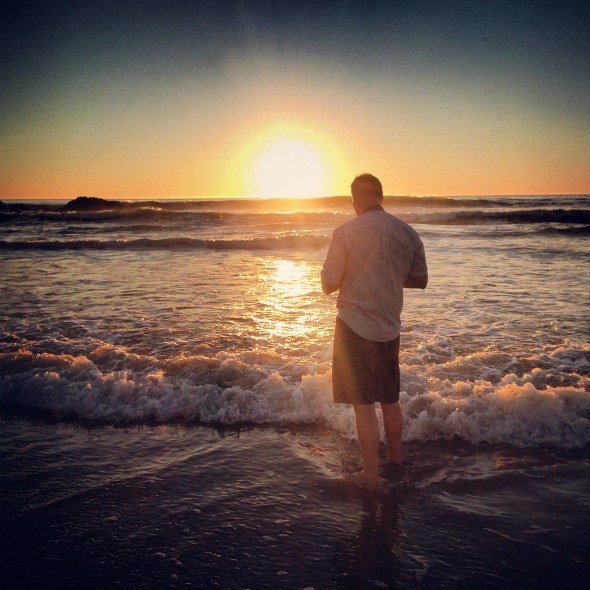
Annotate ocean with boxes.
[1,194,589,589]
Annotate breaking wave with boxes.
[0,234,331,251]
[0,209,350,225]
[1,340,588,449]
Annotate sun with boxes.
[253,138,328,197]
[224,120,351,198]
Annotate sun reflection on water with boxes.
[257,259,317,340]
[271,260,312,299]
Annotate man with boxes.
[321,173,428,487]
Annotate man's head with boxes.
[351,173,383,215]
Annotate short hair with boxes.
[351,173,383,201]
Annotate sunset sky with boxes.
[1,0,589,199]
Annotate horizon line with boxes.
[2,193,589,202]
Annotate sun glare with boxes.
[253,139,328,197]
[224,121,350,198]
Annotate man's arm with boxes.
[321,278,340,295]
[321,229,347,295]
[404,274,428,289]
[404,241,428,289]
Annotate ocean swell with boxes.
[2,207,589,229]
[406,208,590,225]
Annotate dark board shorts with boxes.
[332,317,400,405]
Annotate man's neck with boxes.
[361,203,384,215]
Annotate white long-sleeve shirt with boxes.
[321,207,428,341]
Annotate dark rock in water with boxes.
[61,196,166,211]
[61,196,128,211]
[0,200,7,211]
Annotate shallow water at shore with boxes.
[2,418,589,589]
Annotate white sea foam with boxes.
[1,339,588,449]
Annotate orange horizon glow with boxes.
[2,69,589,200]
[2,2,590,202]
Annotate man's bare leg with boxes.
[380,401,403,465]
[353,404,380,485]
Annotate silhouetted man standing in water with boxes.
[321,174,428,488]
